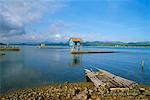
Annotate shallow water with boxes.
[0,46,150,93]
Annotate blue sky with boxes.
[0,0,150,43]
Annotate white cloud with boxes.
[0,20,72,43]
[55,34,61,38]
[0,0,65,37]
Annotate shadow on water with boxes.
[0,51,42,94]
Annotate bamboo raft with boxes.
[85,69,138,89]
[71,51,117,54]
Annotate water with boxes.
[0,46,150,94]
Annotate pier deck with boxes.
[38,46,68,49]
[85,69,138,89]
[71,51,117,54]
[0,47,20,51]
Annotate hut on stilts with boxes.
[69,38,83,52]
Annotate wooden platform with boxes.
[0,53,5,56]
[38,46,68,49]
[85,69,138,88]
[0,47,20,51]
[71,51,117,54]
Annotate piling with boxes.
[141,60,144,67]
[141,60,144,72]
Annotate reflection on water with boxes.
[141,60,144,73]
[70,54,82,67]
[141,65,144,73]
[0,51,42,93]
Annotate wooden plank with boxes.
[97,68,137,88]
[71,51,117,54]
[85,68,137,88]
[96,75,117,88]
[103,75,124,88]
[85,69,106,87]
[97,69,126,87]
[114,76,135,87]
[110,88,129,92]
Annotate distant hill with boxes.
[8,42,68,46]
[83,41,150,47]
[0,43,6,45]
[1,41,150,47]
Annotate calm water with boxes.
[0,46,150,94]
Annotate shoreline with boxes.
[84,45,150,48]
[1,82,150,99]
[1,45,150,48]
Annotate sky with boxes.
[0,0,150,43]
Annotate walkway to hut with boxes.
[71,51,117,54]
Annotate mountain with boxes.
[83,41,150,47]
[1,41,150,47]
[0,43,6,45]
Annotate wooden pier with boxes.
[71,51,117,54]
[0,53,5,56]
[85,69,138,89]
[0,47,20,51]
[38,46,68,49]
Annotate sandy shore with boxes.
[1,82,150,100]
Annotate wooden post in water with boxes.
[141,60,144,72]
[141,60,144,67]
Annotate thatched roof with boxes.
[69,38,82,42]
